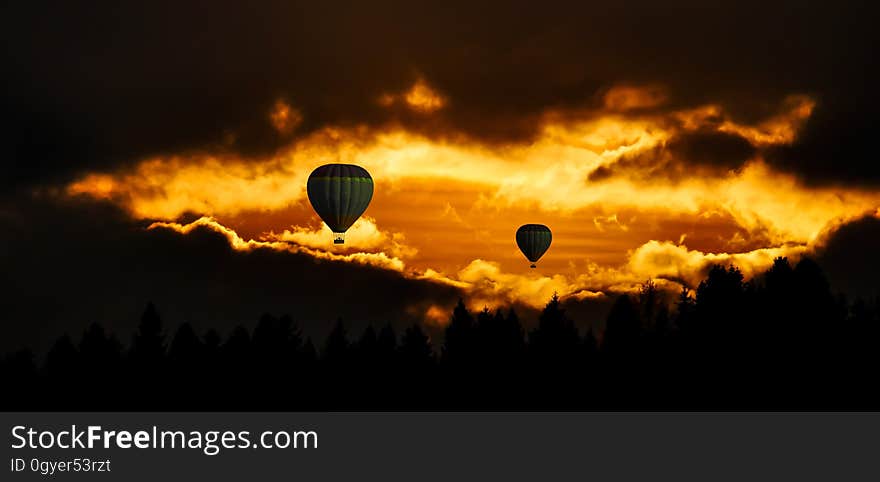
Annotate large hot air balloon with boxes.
[516,224,552,268]
[307,164,374,244]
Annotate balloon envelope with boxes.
[516,224,552,268]
[307,164,374,244]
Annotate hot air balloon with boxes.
[307,164,374,244]
[516,224,552,268]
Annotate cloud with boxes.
[403,79,447,113]
[262,216,418,259]
[625,240,809,288]
[269,100,303,135]
[457,259,576,308]
[593,214,630,233]
[416,239,808,311]
[715,95,814,147]
[67,155,310,220]
[0,197,462,354]
[589,96,815,183]
[377,78,447,114]
[148,217,409,272]
[4,2,878,190]
[814,214,880,298]
[1,194,871,356]
[60,102,880,292]
[64,97,876,246]
[603,84,668,112]
[422,304,452,327]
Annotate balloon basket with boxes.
[333,233,345,244]
[530,264,536,268]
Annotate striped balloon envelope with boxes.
[306,164,374,244]
[516,224,552,268]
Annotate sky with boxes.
[2,0,879,351]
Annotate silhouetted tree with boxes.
[130,302,166,374]
[301,337,318,365]
[75,322,122,406]
[602,294,641,357]
[168,322,204,402]
[79,323,122,372]
[400,324,434,371]
[200,328,223,401]
[320,318,351,406]
[169,323,202,366]
[443,299,476,368]
[253,313,303,369]
[357,325,379,362]
[639,280,660,330]
[530,293,580,366]
[582,328,599,362]
[503,308,526,355]
[378,324,397,359]
[3,349,36,408]
[350,324,381,404]
[674,287,695,332]
[223,325,251,360]
[323,318,350,366]
[221,325,252,405]
[203,329,221,360]
[695,265,745,328]
[376,324,398,381]
[46,334,79,381]
[3,255,879,410]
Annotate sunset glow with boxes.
[63,84,880,317]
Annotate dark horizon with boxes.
[4,256,878,410]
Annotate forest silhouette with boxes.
[2,257,878,410]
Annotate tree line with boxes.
[1,257,878,410]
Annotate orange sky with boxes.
[65,81,880,312]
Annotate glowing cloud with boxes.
[404,79,446,112]
[62,84,880,309]
[263,217,418,259]
[148,217,407,272]
[603,84,668,111]
[269,99,303,135]
[625,240,809,287]
[379,78,447,113]
[68,155,309,219]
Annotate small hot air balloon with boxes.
[307,164,374,244]
[516,224,552,268]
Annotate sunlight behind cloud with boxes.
[263,217,418,259]
[148,217,407,272]
[63,86,880,308]
[603,84,668,111]
[378,78,447,113]
[269,99,303,135]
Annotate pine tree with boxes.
[323,318,349,365]
[131,302,166,369]
[602,294,640,356]
[168,323,202,369]
[530,293,580,365]
[46,333,79,380]
[443,299,475,366]
[400,324,434,369]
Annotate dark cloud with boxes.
[669,131,755,171]
[0,195,620,355]
[3,1,879,188]
[767,101,880,187]
[589,130,756,181]
[815,215,880,299]
[0,196,466,354]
